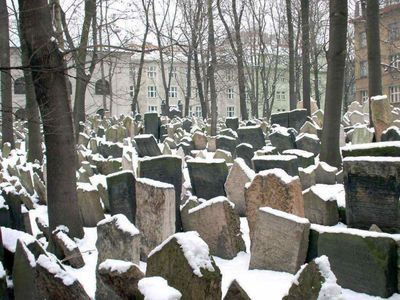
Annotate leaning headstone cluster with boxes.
[1,100,400,299]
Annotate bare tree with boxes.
[320,0,347,168]
[207,0,218,134]
[286,0,296,110]
[301,0,311,115]
[18,0,84,240]
[0,0,14,148]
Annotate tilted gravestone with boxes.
[235,143,254,168]
[216,135,238,156]
[133,134,162,157]
[237,126,265,151]
[106,171,136,224]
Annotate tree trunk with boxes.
[320,0,347,168]
[286,0,296,110]
[301,0,311,116]
[185,47,192,117]
[366,0,382,126]
[313,51,321,108]
[18,0,84,239]
[0,0,14,148]
[207,0,217,135]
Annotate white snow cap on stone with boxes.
[98,259,135,274]
[308,184,344,203]
[1,227,35,253]
[36,254,77,286]
[370,95,387,102]
[136,177,174,189]
[343,156,400,163]
[149,231,215,277]
[0,262,5,279]
[259,168,298,184]
[234,158,256,180]
[254,155,297,162]
[138,276,182,300]
[97,214,140,237]
[315,256,343,300]
[188,196,234,214]
[260,207,310,224]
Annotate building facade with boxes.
[353,1,400,106]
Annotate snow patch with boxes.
[138,276,182,300]
[97,214,139,237]
[98,259,135,274]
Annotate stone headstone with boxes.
[144,112,160,140]
[225,117,239,131]
[76,183,104,227]
[288,109,308,131]
[245,168,304,236]
[216,135,238,156]
[270,111,289,127]
[214,149,233,163]
[268,128,296,153]
[252,155,299,176]
[381,126,400,142]
[192,131,207,150]
[295,133,321,156]
[224,279,251,300]
[235,143,254,168]
[351,125,374,144]
[371,95,393,142]
[343,156,400,232]
[237,126,265,151]
[106,171,136,223]
[282,149,314,168]
[342,141,400,157]
[250,207,310,274]
[135,178,175,260]
[146,231,222,300]
[315,162,337,185]
[133,134,162,157]
[187,158,229,200]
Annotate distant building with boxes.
[353,1,400,106]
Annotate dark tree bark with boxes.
[286,0,296,110]
[0,0,14,148]
[301,0,311,116]
[18,0,84,239]
[320,0,347,168]
[366,0,382,126]
[207,0,217,135]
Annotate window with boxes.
[169,66,177,78]
[169,86,178,98]
[14,77,25,94]
[276,91,286,101]
[227,106,235,117]
[389,22,400,41]
[195,106,202,117]
[389,53,400,70]
[228,88,234,100]
[390,86,400,103]
[359,32,367,48]
[147,66,156,78]
[95,79,110,95]
[226,69,234,81]
[360,90,369,103]
[360,61,368,78]
[147,85,157,98]
[130,85,134,97]
[148,105,158,112]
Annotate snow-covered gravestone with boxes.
[192,131,207,150]
[250,207,310,274]
[144,112,160,140]
[252,155,299,176]
[106,170,136,223]
[136,277,182,300]
[295,133,321,156]
[138,155,183,231]
[308,224,397,298]
[146,231,222,300]
[303,184,340,226]
[382,126,400,142]
[216,135,238,156]
[237,126,266,151]
[371,95,393,142]
[235,143,254,168]
[283,256,343,300]
[133,134,162,157]
[96,214,140,300]
[187,158,229,200]
[268,127,296,153]
[343,156,400,232]
[224,158,255,216]
[76,182,104,227]
[283,149,315,168]
[135,178,175,260]
[245,168,304,236]
[314,162,338,185]
[351,124,374,144]
[183,196,245,259]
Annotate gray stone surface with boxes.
[252,155,299,176]
[76,184,105,227]
[134,134,162,157]
[237,126,265,151]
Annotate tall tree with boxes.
[18,0,84,240]
[301,0,311,115]
[286,0,296,110]
[320,0,347,168]
[366,0,382,126]
[217,0,248,120]
[0,0,14,148]
[207,0,218,135]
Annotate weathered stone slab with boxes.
[250,207,310,274]
[138,155,182,231]
[134,134,162,157]
[187,158,229,200]
[371,95,393,142]
[106,171,136,223]
[268,128,296,153]
[283,149,314,168]
[343,156,400,232]
[224,158,255,216]
[270,111,289,127]
[237,126,265,151]
[224,279,251,300]
[192,131,208,150]
[315,162,337,185]
[76,183,104,227]
[144,112,160,140]
[252,155,299,176]
[245,168,304,236]
[216,135,238,156]
[183,196,245,259]
[382,126,400,142]
[342,141,400,157]
[235,143,254,168]
[295,133,321,156]
[225,117,239,131]
[135,178,175,260]
[307,225,397,298]
[288,109,308,132]
[146,231,222,300]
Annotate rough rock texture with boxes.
[76,185,104,227]
[134,134,162,157]
[135,178,175,260]
[303,186,339,226]
[250,207,310,274]
[245,169,304,236]
[371,95,393,142]
[237,126,265,151]
[252,155,299,176]
[224,279,251,300]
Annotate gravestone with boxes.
[237,126,265,151]
[268,128,296,153]
[343,156,400,232]
[288,109,308,131]
[138,155,183,231]
[187,158,229,200]
[144,112,160,140]
[270,111,289,127]
[216,135,238,156]
[235,143,254,168]
[282,149,314,168]
[106,171,136,224]
[295,133,321,156]
[133,134,162,157]
[252,155,299,176]
[225,117,239,131]
[382,126,400,142]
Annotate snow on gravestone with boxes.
[371,95,393,142]
[343,156,400,232]
[245,168,304,237]
[138,155,183,231]
[252,155,299,176]
[237,126,266,151]
[250,207,310,274]
[146,231,222,300]
[183,196,245,259]
[135,177,175,260]
[76,182,104,227]
[133,134,162,157]
[137,276,182,300]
